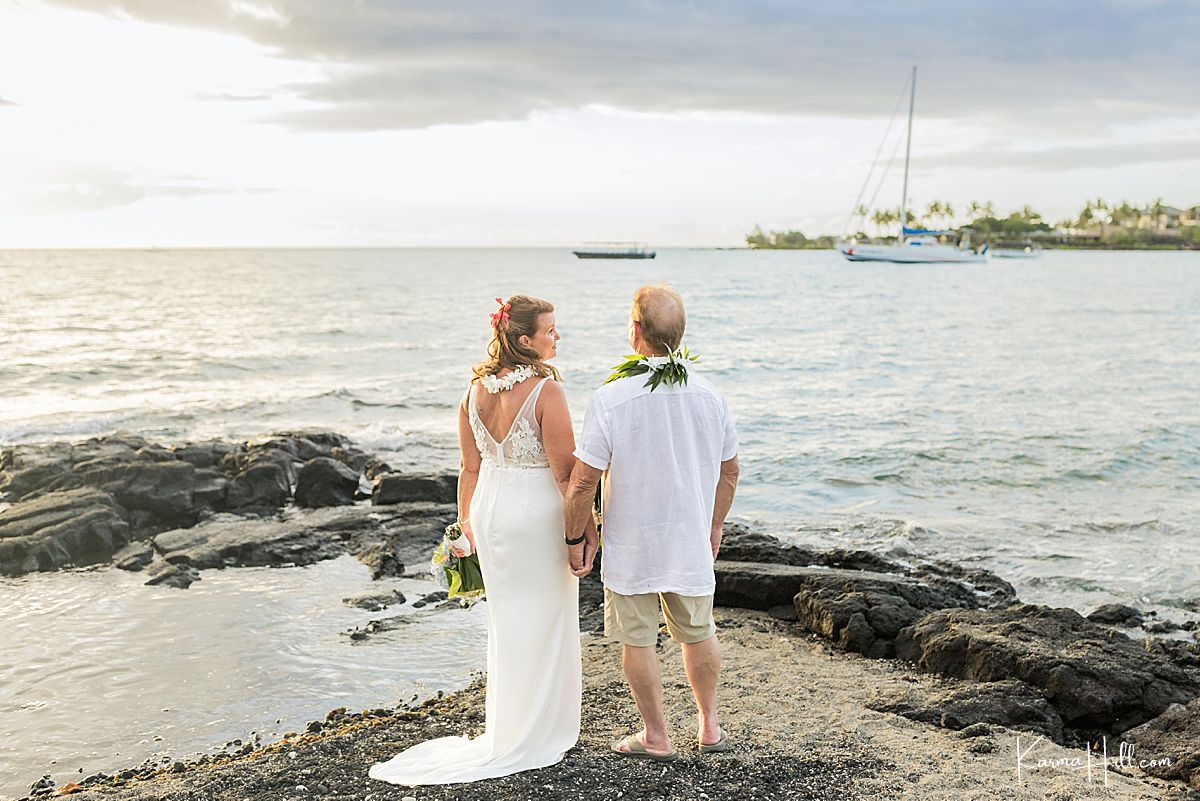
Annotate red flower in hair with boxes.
[489,296,511,329]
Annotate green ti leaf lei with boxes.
[603,345,699,391]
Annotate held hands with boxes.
[568,542,588,577]
[568,530,598,578]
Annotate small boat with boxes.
[572,241,656,259]
[989,241,1042,259]
[836,66,988,265]
[840,231,988,263]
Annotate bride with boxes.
[369,294,594,786]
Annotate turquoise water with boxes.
[1,247,1197,797]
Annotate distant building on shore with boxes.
[1056,202,1199,243]
[1133,205,1195,231]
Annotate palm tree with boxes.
[1151,197,1166,230]
[924,200,943,228]
[746,224,771,248]
[869,210,884,236]
[871,208,897,238]
[1077,202,1095,229]
[1111,201,1136,226]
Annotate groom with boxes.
[563,283,740,759]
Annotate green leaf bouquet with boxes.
[430,521,486,607]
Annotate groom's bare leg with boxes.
[681,635,722,744]
[621,645,673,753]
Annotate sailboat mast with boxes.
[898,65,916,243]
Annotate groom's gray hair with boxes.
[632,283,686,354]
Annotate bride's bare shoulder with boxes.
[459,380,476,409]
[534,378,568,423]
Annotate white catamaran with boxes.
[837,66,988,264]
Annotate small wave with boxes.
[0,412,150,445]
[314,388,356,400]
[1077,519,1163,534]
[824,477,871,487]
[343,424,411,453]
[833,454,885,466]
[1158,596,1200,613]
[1062,469,1107,481]
[788,515,933,549]
[38,368,109,383]
[1025,575,1112,594]
[351,399,409,409]
[302,327,350,336]
[210,361,256,373]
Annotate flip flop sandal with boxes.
[610,734,680,762]
[698,727,731,754]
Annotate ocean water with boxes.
[0,556,487,799]
[1,247,1198,796]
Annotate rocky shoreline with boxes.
[3,432,1200,800]
[0,431,457,587]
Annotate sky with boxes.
[0,0,1197,247]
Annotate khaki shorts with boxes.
[603,588,717,647]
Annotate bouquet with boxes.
[430,522,486,607]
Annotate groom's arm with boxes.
[710,455,740,560]
[567,393,610,577]
[710,395,740,560]
[564,461,602,576]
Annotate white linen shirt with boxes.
[574,368,738,596]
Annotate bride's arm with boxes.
[539,381,599,576]
[538,380,576,497]
[455,388,481,555]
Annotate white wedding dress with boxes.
[368,376,581,785]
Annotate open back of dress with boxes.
[467,377,552,469]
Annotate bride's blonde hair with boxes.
[472,294,562,383]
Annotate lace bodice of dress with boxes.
[468,376,551,468]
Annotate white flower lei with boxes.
[481,364,535,394]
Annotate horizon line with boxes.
[0,244,750,252]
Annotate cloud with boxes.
[41,0,1200,134]
[0,96,16,106]
[195,90,276,102]
[1,165,275,213]
[915,139,1200,171]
